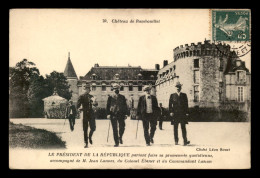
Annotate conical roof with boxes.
[64,53,77,79]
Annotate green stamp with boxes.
[212,10,250,41]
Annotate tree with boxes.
[44,71,72,100]
[9,59,40,118]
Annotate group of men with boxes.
[65,81,190,148]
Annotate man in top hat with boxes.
[106,83,128,147]
[137,85,160,146]
[77,83,98,148]
[65,100,77,131]
[169,81,190,146]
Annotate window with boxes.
[236,71,246,83]
[92,86,96,91]
[138,85,142,91]
[237,86,244,102]
[129,85,133,91]
[194,86,199,102]
[219,59,224,70]
[194,59,199,68]
[194,70,200,84]
[120,86,124,91]
[102,86,106,91]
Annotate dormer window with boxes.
[236,70,246,83]
[137,73,142,80]
[150,75,154,79]
[92,73,97,80]
[114,73,120,80]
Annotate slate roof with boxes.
[81,65,158,81]
[64,58,77,79]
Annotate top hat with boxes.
[143,85,152,91]
[175,81,183,88]
[111,83,121,90]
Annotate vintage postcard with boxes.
[9,9,251,169]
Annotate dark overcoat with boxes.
[137,95,160,120]
[106,94,128,119]
[169,92,189,125]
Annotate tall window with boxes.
[194,59,199,68]
[237,86,244,102]
[194,70,200,84]
[194,86,199,102]
[138,85,142,91]
[129,85,133,91]
[120,86,124,91]
[102,85,106,91]
[92,86,96,91]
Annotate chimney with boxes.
[155,64,160,70]
[163,60,168,67]
[94,63,99,67]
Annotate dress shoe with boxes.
[119,137,123,144]
[89,137,93,144]
[146,143,151,146]
[150,138,154,144]
[84,143,88,148]
[114,144,119,147]
[175,142,178,145]
[184,141,190,146]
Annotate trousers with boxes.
[83,118,96,144]
[110,116,125,145]
[68,115,75,131]
[142,113,157,144]
[173,123,187,143]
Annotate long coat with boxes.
[137,95,160,120]
[65,105,77,118]
[106,94,128,118]
[169,92,189,124]
[77,93,96,121]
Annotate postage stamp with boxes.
[212,9,250,41]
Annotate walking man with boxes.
[65,100,77,131]
[158,103,166,130]
[169,81,190,146]
[137,85,159,146]
[77,84,98,148]
[106,83,128,147]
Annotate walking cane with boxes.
[107,120,111,142]
[135,119,139,139]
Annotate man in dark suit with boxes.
[106,83,128,147]
[158,103,166,130]
[65,100,77,131]
[137,85,159,146]
[77,84,98,148]
[169,82,190,146]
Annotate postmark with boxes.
[212,9,250,42]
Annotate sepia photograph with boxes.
[9,9,251,169]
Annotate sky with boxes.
[9,9,251,77]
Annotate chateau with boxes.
[64,55,158,108]
[64,40,251,112]
[156,40,251,111]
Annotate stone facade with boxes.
[156,40,251,110]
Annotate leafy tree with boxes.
[9,59,40,118]
[44,71,72,101]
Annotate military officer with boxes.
[77,83,98,148]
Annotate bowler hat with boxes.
[175,81,183,88]
[143,85,152,91]
[111,83,121,90]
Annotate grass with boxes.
[9,122,66,149]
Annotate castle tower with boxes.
[64,52,78,104]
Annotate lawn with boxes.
[9,122,66,149]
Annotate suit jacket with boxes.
[169,92,189,124]
[77,93,96,120]
[137,95,160,120]
[106,94,128,118]
[65,105,77,118]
